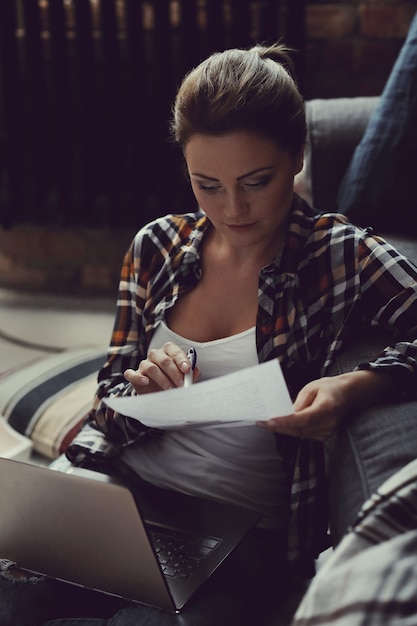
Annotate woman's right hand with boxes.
[124,342,198,394]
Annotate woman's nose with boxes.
[224,189,249,217]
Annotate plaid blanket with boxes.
[292,458,417,625]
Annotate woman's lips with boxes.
[226,222,256,232]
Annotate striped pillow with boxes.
[0,347,105,460]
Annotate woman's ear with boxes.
[293,145,305,176]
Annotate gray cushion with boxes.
[304,97,378,213]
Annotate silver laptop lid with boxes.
[0,458,176,611]
[0,458,260,612]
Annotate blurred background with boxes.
[1,0,416,297]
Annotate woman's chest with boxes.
[167,269,259,342]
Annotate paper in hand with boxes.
[104,359,294,430]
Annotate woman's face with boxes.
[184,131,303,252]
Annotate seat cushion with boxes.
[0,347,105,459]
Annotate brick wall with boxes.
[303,1,417,98]
[0,226,134,296]
[2,1,417,296]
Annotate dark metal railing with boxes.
[0,0,305,229]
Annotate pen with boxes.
[184,347,197,388]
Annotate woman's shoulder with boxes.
[290,199,381,265]
[139,211,206,233]
[292,197,362,242]
[314,211,360,238]
[299,209,406,268]
[132,211,208,246]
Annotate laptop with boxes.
[0,458,260,612]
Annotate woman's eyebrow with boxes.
[190,166,274,181]
[237,166,274,180]
[190,172,219,181]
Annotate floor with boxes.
[0,288,116,372]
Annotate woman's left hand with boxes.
[257,370,392,442]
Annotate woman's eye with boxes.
[197,183,221,193]
[244,176,271,189]
[195,174,271,193]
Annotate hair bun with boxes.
[255,43,297,79]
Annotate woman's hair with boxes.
[170,43,306,156]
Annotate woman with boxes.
[3,43,417,626]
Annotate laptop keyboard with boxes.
[148,525,221,581]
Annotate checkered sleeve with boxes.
[292,459,417,626]
[66,213,205,464]
[354,232,417,397]
[65,238,155,463]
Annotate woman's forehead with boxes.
[185,131,284,171]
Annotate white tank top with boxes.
[122,322,289,530]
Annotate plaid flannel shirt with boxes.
[67,195,417,575]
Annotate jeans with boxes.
[338,11,417,234]
[328,400,417,545]
[45,623,105,626]
[0,569,122,626]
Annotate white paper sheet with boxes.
[104,359,294,430]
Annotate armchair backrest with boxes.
[295,97,379,213]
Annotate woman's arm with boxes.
[261,232,417,442]
[89,237,151,446]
